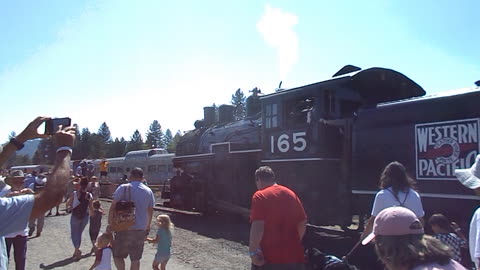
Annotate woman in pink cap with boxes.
[363,206,466,270]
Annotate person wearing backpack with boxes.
[108,167,155,270]
[67,177,93,260]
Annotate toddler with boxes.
[428,213,467,263]
[147,214,174,270]
[89,232,112,270]
[89,200,104,253]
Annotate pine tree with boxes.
[74,128,92,160]
[98,122,112,144]
[167,130,182,153]
[127,130,146,152]
[231,88,246,120]
[145,120,164,149]
[163,129,173,148]
[107,137,127,157]
[90,133,106,158]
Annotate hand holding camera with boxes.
[16,116,52,143]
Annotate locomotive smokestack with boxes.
[218,105,235,123]
[204,107,216,127]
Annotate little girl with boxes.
[147,214,174,270]
[89,200,104,253]
[428,213,467,263]
[89,232,112,270]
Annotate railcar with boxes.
[91,148,175,185]
[171,66,480,227]
[9,164,52,175]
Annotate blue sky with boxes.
[1,0,479,142]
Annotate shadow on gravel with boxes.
[39,253,91,269]
[170,211,250,245]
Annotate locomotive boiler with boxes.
[171,65,480,228]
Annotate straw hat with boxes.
[455,154,480,189]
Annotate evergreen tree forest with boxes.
[4,121,183,166]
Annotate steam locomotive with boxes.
[171,65,480,228]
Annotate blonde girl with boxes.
[147,214,174,270]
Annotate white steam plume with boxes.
[257,4,299,79]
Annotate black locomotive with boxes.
[171,65,480,228]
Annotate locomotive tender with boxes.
[172,65,480,227]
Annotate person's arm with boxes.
[88,198,94,216]
[0,117,50,167]
[450,222,467,243]
[360,216,375,241]
[108,200,117,225]
[146,207,153,234]
[249,220,265,266]
[66,193,74,210]
[20,188,34,195]
[146,233,159,243]
[146,190,155,233]
[30,125,75,219]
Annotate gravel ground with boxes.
[10,201,251,270]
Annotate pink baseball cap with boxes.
[362,206,424,245]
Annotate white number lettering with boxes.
[277,134,290,153]
[270,132,307,153]
[270,136,275,153]
[293,132,307,151]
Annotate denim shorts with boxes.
[112,230,147,261]
[154,252,170,263]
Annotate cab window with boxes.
[265,103,278,128]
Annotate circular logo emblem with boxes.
[434,137,460,164]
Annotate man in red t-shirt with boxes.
[249,166,307,270]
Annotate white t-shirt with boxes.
[95,247,112,270]
[72,191,92,209]
[4,190,30,238]
[470,207,480,269]
[371,187,424,217]
[0,195,34,269]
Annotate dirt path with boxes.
[11,201,251,270]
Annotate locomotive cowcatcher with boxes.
[169,65,480,229]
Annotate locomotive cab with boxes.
[260,76,363,225]
[259,67,426,226]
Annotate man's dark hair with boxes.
[130,167,144,178]
[255,166,275,182]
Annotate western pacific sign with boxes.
[415,118,480,180]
